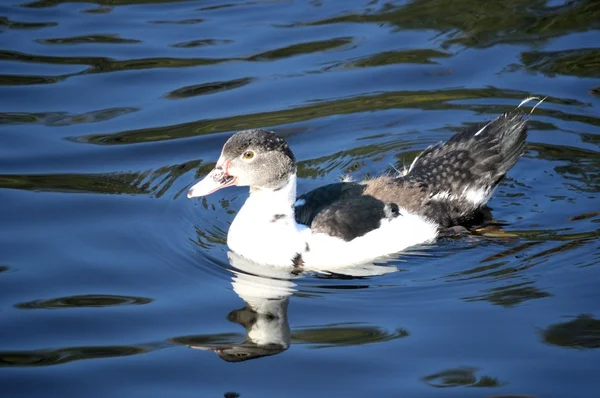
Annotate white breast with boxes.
[227,179,308,265]
[228,213,308,266]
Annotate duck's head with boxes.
[187,129,296,198]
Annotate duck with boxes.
[188,105,533,269]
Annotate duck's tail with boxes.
[401,101,536,226]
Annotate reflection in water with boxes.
[347,49,451,68]
[569,211,600,222]
[542,314,600,349]
[293,326,408,349]
[0,36,351,89]
[530,142,600,194]
[0,173,148,195]
[0,159,202,198]
[520,48,600,78]
[463,282,552,307]
[0,345,152,367]
[247,38,352,61]
[0,16,57,29]
[309,0,600,50]
[166,78,255,100]
[0,106,138,124]
[75,87,569,145]
[181,252,399,362]
[184,252,296,362]
[170,38,234,49]
[149,18,204,25]
[1,293,155,366]
[15,294,152,309]
[37,34,141,45]
[422,367,504,388]
[445,239,555,307]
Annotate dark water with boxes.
[1,0,599,396]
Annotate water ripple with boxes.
[171,38,234,48]
[542,314,600,349]
[0,16,57,30]
[0,0,599,394]
[15,294,153,309]
[0,345,156,367]
[37,34,141,45]
[74,88,562,145]
[166,77,254,100]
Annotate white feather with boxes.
[518,95,547,114]
[431,191,453,201]
[405,152,422,175]
[462,186,492,206]
[474,123,489,136]
[431,187,493,207]
[518,96,540,108]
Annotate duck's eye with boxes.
[242,150,255,161]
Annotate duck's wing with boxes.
[404,111,527,197]
[395,110,528,226]
[294,182,363,226]
[294,182,400,241]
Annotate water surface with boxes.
[1,0,599,397]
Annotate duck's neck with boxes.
[245,174,298,220]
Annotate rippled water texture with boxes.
[1,0,599,397]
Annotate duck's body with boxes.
[226,174,439,267]
[188,110,528,268]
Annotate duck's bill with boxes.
[187,168,236,198]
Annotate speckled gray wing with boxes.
[294,182,400,241]
[406,111,527,194]
[399,110,528,226]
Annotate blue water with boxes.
[1,0,599,397]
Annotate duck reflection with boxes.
[188,252,296,362]
[185,252,397,362]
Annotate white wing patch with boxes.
[463,187,492,206]
[430,187,492,207]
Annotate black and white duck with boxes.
[188,103,536,268]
